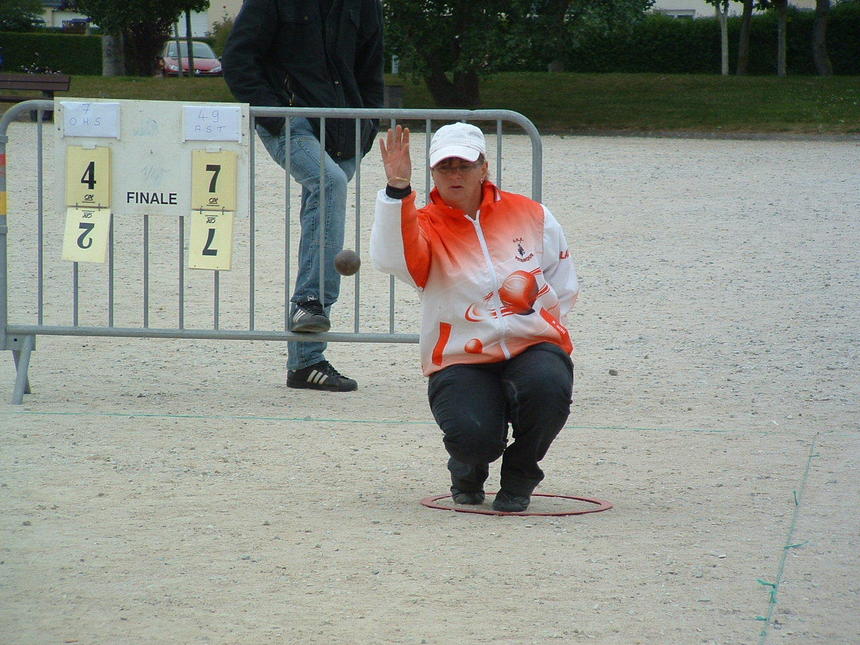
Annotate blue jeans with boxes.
[257,118,356,371]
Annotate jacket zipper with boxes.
[283,73,295,106]
[470,213,511,359]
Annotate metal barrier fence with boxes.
[0,99,542,404]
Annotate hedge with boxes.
[0,32,102,75]
[562,4,860,75]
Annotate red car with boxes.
[158,41,222,77]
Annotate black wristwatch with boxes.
[386,184,411,199]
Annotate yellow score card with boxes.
[66,146,111,208]
[191,149,237,212]
[188,210,234,271]
[62,207,111,263]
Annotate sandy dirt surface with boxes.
[1,120,858,644]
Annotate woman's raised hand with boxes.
[379,124,412,189]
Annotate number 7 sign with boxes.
[191,149,237,212]
[188,210,234,271]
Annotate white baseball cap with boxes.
[429,122,486,168]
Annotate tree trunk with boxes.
[172,23,184,78]
[812,0,832,76]
[717,3,729,76]
[101,33,124,77]
[184,10,195,77]
[737,0,753,75]
[543,0,573,74]
[774,0,788,77]
[122,22,169,76]
[424,69,480,108]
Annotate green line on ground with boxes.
[756,433,819,645]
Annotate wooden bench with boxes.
[0,72,72,121]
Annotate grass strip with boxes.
[4,72,858,135]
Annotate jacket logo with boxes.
[513,237,534,263]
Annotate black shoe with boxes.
[287,361,357,392]
[450,486,485,505]
[492,490,530,513]
[290,299,330,333]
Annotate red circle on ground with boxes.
[420,492,613,517]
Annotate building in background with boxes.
[39,0,92,30]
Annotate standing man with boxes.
[222,0,385,392]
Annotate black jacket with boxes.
[223,0,384,161]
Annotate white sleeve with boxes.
[542,205,579,314]
[370,189,419,289]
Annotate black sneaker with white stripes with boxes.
[287,360,358,392]
[290,298,330,333]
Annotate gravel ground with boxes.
[1,121,858,644]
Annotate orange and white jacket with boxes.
[370,181,579,376]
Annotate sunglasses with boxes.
[432,160,483,175]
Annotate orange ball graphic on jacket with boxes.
[464,338,483,354]
[499,270,538,315]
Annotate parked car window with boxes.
[166,42,217,59]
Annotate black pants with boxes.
[427,342,574,497]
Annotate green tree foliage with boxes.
[0,0,43,31]
[75,0,209,76]
[384,1,513,108]
[524,0,655,72]
[209,14,233,56]
[383,0,652,108]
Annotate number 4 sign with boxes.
[66,145,110,207]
